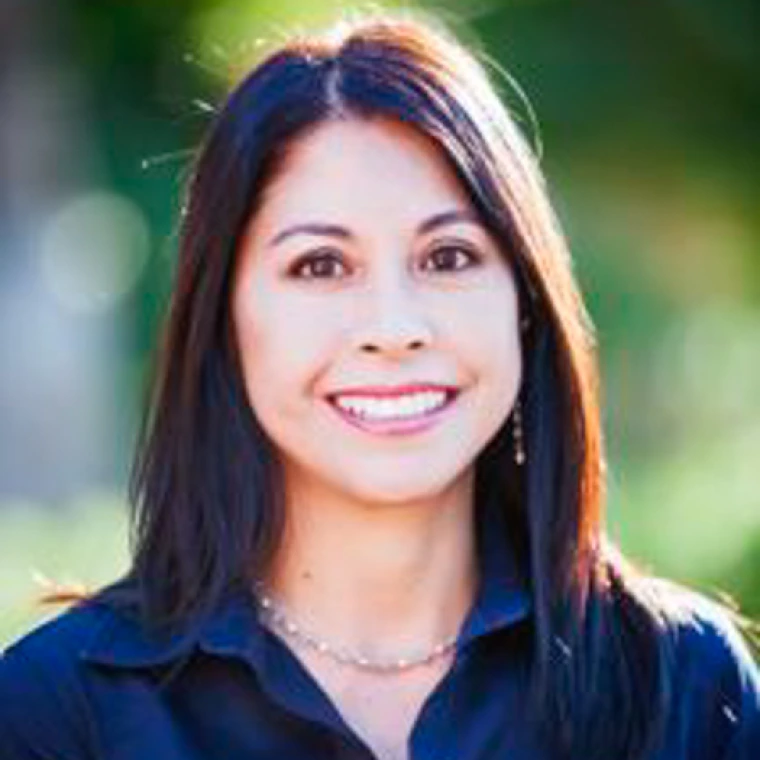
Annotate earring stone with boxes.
[512,400,526,466]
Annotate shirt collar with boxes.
[78,587,265,668]
[458,490,532,646]
[80,495,531,669]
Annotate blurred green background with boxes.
[1,0,758,647]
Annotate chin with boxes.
[338,469,470,508]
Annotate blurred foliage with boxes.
[1,0,758,646]
[0,498,128,646]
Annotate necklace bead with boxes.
[253,583,459,673]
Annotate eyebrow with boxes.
[267,208,480,248]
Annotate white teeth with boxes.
[333,391,450,420]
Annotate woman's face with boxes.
[232,118,522,509]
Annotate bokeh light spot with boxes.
[39,191,151,314]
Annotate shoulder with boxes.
[643,579,760,758]
[649,580,758,687]
[2,595,111,663]
[0,599,113,760]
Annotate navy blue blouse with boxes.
[1,503,758,760]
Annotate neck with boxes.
[261,473,478,662]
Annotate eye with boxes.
[288,250,349,280]
[422,243,481,274]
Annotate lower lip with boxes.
[327,392,459,437]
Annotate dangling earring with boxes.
[512,399,526,466]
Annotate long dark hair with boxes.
[99,12,677,759]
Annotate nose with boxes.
[352,277,434,358]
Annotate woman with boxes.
[1,12,757,760]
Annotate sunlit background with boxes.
[1,0,758,647]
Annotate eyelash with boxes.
[287,244,483,281]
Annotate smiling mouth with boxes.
[325,388,460,435]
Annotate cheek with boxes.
[233,287,336,410]
[478,321,522,400]
[488,275,522,368]
[454,286,521,368]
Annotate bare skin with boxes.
[233,118,521,758]
[277,629,458,760]
[260,475,477,759]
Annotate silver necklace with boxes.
[253,582,460,673]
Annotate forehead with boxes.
[249,117,474,232]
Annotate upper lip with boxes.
[328,383,459,399]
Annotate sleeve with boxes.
[675,599,760,760]
[0,638,96,760]
[714,616,759,760]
